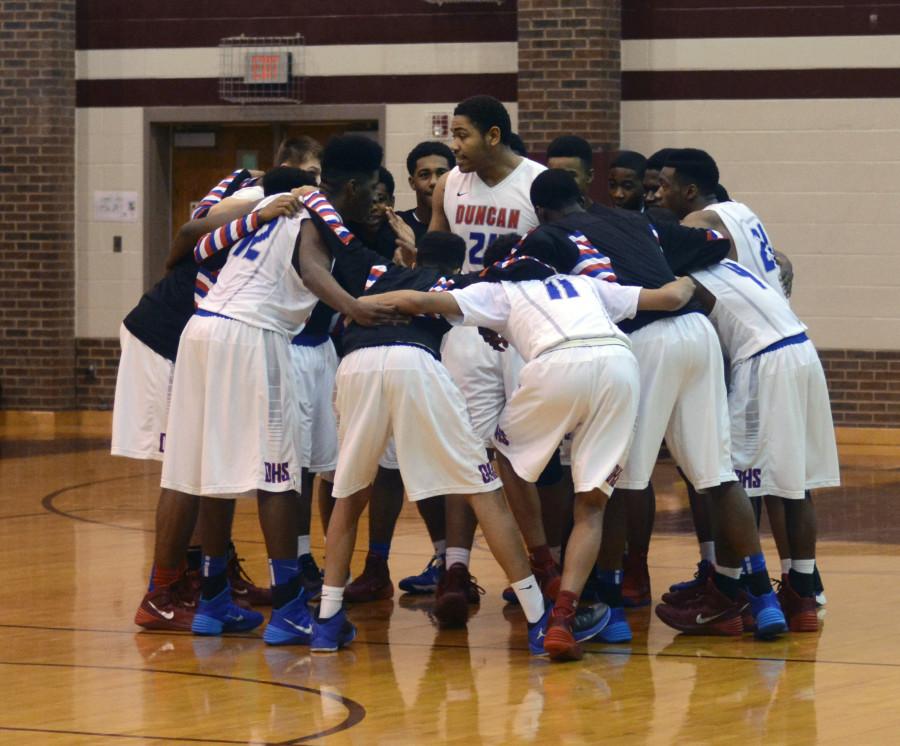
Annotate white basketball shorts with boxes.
[617,313,735,491]
[730,338,840,499]
[291,337,339,473]
[493,344,640,496]
[111,324,173,462]
[161,314,302,497]
[332,345,500,501]
[441,325,523,447]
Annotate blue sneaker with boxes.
[745,589,787,639]
[311,608,357,652]
[594,606,632,643]
[263,590,314,646]
[502,585,519,604]
[398,554,445,594]
[191,588,264,636]
[528,606,552,656]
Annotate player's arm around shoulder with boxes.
[681,209,736,259]
[427,173,451,233]
[637,276,697,312]
[359,289,461,318]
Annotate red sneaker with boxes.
[655,579,746,636]
[134,577,197,632]
[531,557,561,602]
[434,563,473,628]
[776,574,818,632]
[622,552,652,607]
[227,552,272,606]
[660,560,713,606]
[344,552,393,603]
[543,607,583,662]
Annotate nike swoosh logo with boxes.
[225,614,244,623]
[148,601,175,620]
[519,584,534,591]
[232,586,249,595]
[285,618,312,635]
[695,611,728,625]
[457,191,468,197]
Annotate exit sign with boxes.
[244,52,291,84]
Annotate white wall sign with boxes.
[93,191,139,222]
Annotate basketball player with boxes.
[130,173,304,631]
[161,137,399,643]
[426,95,549,625]
[608,150,647,212]
[522,170,787,639]
[658,149,825,609]
[202,140,330,599]
[374,213,697,661]
[643,148,676,210]
[683,257,840,631]
[396,141,456,244]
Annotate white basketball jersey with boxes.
[704,201,786,299]
[200,198,317,338]
[231,185,265,202]
[692,259,807,364]
[451,275,637,362]
[444,159,546,272]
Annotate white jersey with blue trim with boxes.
[199,195,317,338]
[692,259,807,364]
[450,274,638,362]
[444,158,546,272]
[704,201,787,300]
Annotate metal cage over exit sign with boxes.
[219,35,305,104]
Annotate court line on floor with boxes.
[0,660,365,745]
[3,620,900,672]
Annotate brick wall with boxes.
[819,350,900,427]
[517,0,621,153]
[0,1,76,409]
[74,337,119,410]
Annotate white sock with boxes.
[700,542,716,563]
[433,539,447,557]
[714,563,742,579]
[319,585,344,620]
[512,575,545,624]
[549,545,562,565]
[780,558,792,574]
[792,558,815,574]
[445,547,470,569]
[297,535,311,558]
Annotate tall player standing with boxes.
[427,95,549,626]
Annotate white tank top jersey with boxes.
[692,259,807,364]
[704,201,787,300]
[444,158,546,272]
[199,197,317,338]
[230,185,265,202]
[450,274,638,362]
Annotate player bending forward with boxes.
[369,240,695,661]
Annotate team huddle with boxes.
[113,95,840,663]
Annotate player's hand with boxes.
[291,185,318,200]
[259,194,302,222]
[670,276,697,308]
[479,327,508,351]
[350,298,409,327]
[775,251,793,298]
[386,209,416,249]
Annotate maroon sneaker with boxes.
[344,552,393,603]
[776,574,818,632]
[228,552,272,607]
[622,552,652,607]
[134,576,197,632]
[434,563,473,628]
[543,607,582,662]
[661,560,714,606]
[655,579,746,636]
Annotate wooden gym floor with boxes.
[1,413,899,745]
